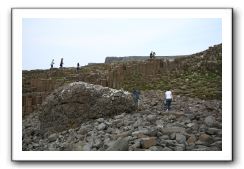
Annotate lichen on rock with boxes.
[38,81,136,134]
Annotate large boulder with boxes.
[38,82,136,134]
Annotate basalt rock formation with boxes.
[23,90,222,151]
[22,44,222,151]
[22,44,222,116]
[104,55,188,64]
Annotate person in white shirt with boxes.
[165,89,173,111]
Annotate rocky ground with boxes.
[23,84,222,151]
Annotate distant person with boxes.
[60,58,64,68]
[153,51,156,58]
[50,59,54,69]
[132,89,140,109]
[150,51,156,59]
[164,89,173,111]
[150,51,153,59]
[77,62,80,71]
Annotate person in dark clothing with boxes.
[132,89,140,109]
[150,51,153,59]
[150,51,156,59]
[50,59,54,69]
[60,58,64,68]
[77,62,80,71]
[152,51,156,58]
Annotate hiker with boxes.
[164,89,173,111]
[60,58,64,68]
[150,51,156,59]
[132,89,140,109]
[77,62,80,71]
[150,51,153,59]
[50,59,54,69]
[152,51,156,58]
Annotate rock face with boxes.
[38,82,136,134]
[104,55,188,64]
[23,90,222,151]
[22,44,222,116]
[106,137,129,151]
[22,44,222,152]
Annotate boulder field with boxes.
[23,82,222,151]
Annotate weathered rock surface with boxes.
[23,44,222,117]
[38,82,135,134]
[23,90,222,151]
[106,137,129,151]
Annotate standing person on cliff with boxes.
[60,58,64,68]
[77,62,80,71]
[152,51,156,58]
[150,51,156,59]
[150,51,153,58]
[164,89,173,111]
[50,59,54,69]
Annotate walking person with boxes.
[60,58,64,68]
[50,59,54,69]
[164,89,173,111]
[152,51,156,58]
[77,62,80,71]
[150,51,153,58]
[132,88,140,110]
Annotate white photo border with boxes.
[12,8,233,161]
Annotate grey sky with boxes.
[22,18,222,70]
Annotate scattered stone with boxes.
[186,123,195,128]
[78,126,87,135]
[48,133,58,142]
[160,135,169,140]
[147,114,157,122]
[130,139,141,150]
[162,147,173,151]
[147,128,158,137]
[212,136,222,142]
[173,112,185,118]
[199,124,207,132]
[114,113,125,119]
[174,144,186,151]
[106,137,129,151]
[170,133,176,140]
[141,137,157,149]
[97,123,106,130]
[206,128,221,135]
[114,131,130,139]
[160,127,186,135]
[187,135,197,145]
[196,133,213,145]
[132,130,149,138]
[204,116,216,127]
[96,118,104,123]
[193,145,211,151]
[210,141,222,150]
[176,133,186,144]
[149,146,163,151]
[186,144,195,150]
[82,143,92,151]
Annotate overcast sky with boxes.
[22,18,222,70]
